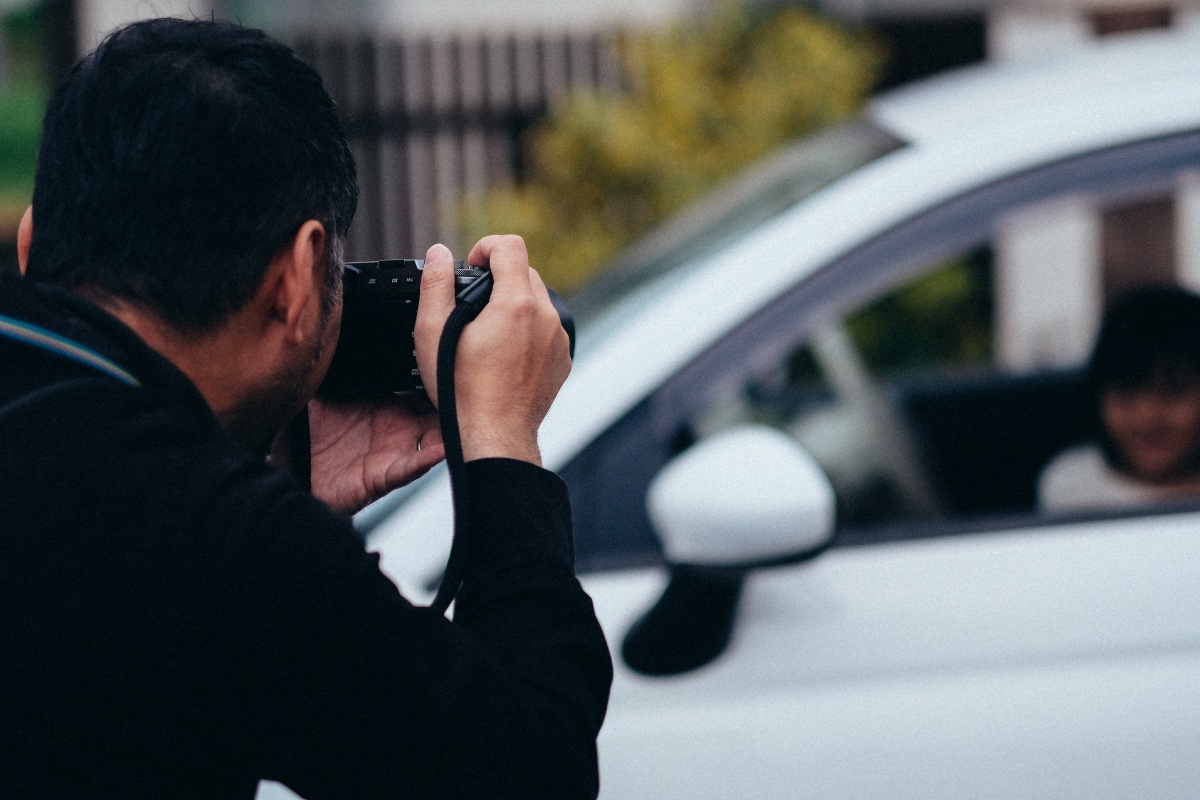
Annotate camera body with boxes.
[317,259,573,399]
[318,259,480,398]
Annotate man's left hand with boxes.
[305,396,445,515]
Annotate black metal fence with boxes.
[293,31,624,261]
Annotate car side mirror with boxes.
[624,426,836,676]
[647,424,836,569]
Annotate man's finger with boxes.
[467,235,532,297]
[417,423,444,455]
[414,243,457,406]
[528,266,552,304]
[418,242,456,324]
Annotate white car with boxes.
[280,28,1200,800]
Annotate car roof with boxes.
[870,27,1200,145]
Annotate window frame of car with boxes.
[562,128,1200,575]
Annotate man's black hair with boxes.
[1088,283,1200,468]
[26,18,357,332]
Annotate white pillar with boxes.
[1177,5,1200,33]
[987,7,1092,62]
[988,7,1098,371]
[76,0,214,56]
[1176,171,1200,293]
[995,198,1103,371]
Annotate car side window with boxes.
[563,131,1200,572]
[691,246,1095,536]
[691,251,1008,529]
[683,163,1200,543]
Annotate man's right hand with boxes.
[413,237,572,466]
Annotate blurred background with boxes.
[0,0,1195,373]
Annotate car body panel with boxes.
[599,654,1200,799]
[593,510,1200,797]
[872,29,1200,146]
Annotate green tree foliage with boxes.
[463,5,883,292]
[0,83,45,200]
[848,253,994,375]
[782,253,994,390]
[0,2,48,227]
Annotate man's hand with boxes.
[414,238,571,466]
[306,396,445,515]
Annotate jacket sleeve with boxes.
[200,454,613,800]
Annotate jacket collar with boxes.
[0,271,220,427]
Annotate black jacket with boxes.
[0,272,612,799]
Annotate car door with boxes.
[581,129,1200,799]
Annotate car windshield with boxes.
[567,119,907,328]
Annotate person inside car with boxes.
[1039,284,1200,512]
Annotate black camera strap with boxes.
[428,272,494,615]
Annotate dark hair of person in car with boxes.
[24,17,357,333]
[1088,283,1200,482]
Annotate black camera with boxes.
[317,259,574,399]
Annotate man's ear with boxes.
[17,206,32,275]
[267,219,327,343]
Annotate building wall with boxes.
[821,0,1199,17]
[76,0,213,53]
[197,0,696,37]
[375,0,694,36]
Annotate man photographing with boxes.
[0,17,611,800]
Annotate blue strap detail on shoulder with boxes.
[0,313,141,387]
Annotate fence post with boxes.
[299,29,621,264]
